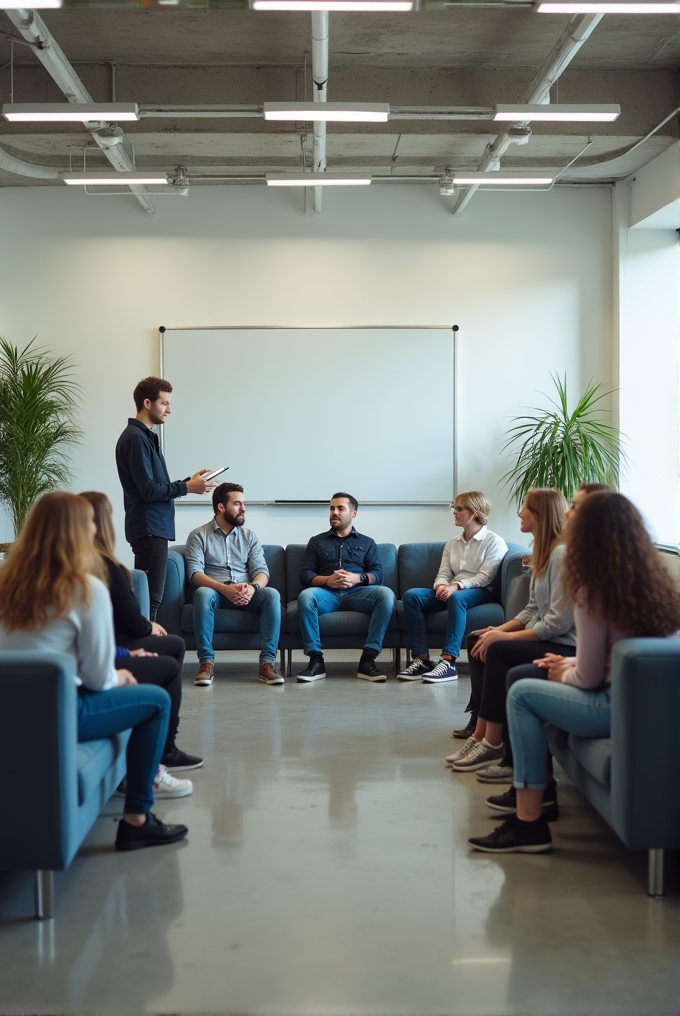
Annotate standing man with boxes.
[116,376,215,620]
[297,493,395,683]
[186,482,283,687]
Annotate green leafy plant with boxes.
[0,337,83,538]
[501,373,624,508]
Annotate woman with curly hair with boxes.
[0,492,189,851]
[447,488,576,776]
[469,491,679,854]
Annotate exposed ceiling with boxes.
[0,6,677,201]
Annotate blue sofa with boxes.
[547,637,680,898]
[0,569,149,920]
[158,541,531,674]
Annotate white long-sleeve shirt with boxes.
[0,576,119,691]
[433,526,508,590]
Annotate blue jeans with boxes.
[297,585,396,655]
[402,586,495,658]
[193,585,282,664]
[77,684,170,814]
[506,668,611,791]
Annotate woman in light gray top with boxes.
[446,488,576,776]
[0,492,187,852]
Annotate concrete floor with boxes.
[1,652,679,1016]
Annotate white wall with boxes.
[0,183,613,561]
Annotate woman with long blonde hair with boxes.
[0,492,188,851]
[469,491,679,853]
[447,488,576,778]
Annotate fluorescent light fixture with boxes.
[0,0,61,7]
[537,1,680,11]
[264,102,389,123]
[3,102,139,123]
[453,173,554,185]
[266,173,372,186]
[62,172,169,186]
[252,0,414,10]
[495,103,620,122]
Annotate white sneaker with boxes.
[153,765,193,798]
[445,736,477,766]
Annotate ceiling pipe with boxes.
[311,10,329,214]
[0,143,59,179]
[450,11,603,216]
[3,9,155,214]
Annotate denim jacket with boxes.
[300,528,384,588]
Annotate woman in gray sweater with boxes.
[0,491,188,851]
[447,488,576,777]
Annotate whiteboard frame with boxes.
[159,325,459,506]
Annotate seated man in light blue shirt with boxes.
[185,482,282,687]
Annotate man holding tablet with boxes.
[116,376,216,620]
[185,482,283,687]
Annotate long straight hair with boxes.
[79,491,132,586]
[0,492,105,632]
[524,488,568,576]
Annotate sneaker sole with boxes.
[469,840,552,854]
[115,829,189,851]
[297,673,326,682]
[397,674,425,681]
[154,787,193,799]
[163,760,204,772]
[194,679,213,686]
[451,755,505,772]
[422,675,458,683]
[476,771,514,784]
[357,673,386,682]
[452,730,475,739]
[259,677,285,685]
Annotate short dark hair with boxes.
[133,376,172,412]
[331,491,358,513]
[213,482,244,513]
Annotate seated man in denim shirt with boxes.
[297,492,396,683]
[185,482,282,687]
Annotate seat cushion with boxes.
[286,600,398,636]
[77,733,129,806]
[567,735,612,788]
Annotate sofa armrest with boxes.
[157,548,188,636]
[0,652,80,870]
[610,638,680,850]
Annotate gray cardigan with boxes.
[515,543,576,645]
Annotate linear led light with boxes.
[252,0,414,10]
[537,2,680,11]
[3,103,139,123]
[453,173,554,185]
[266,173,372,186]
[62,172,170,186]
[495,103,620,122]
[264,102,389,123]
[0,0,61,7]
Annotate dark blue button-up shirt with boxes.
[115,418,188,543]
[300,528,384,588]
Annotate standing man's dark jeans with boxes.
[115,654,182,755]
[131,536,168,621]
[467,633,577,765]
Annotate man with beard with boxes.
[116,376,214,620]
[185,482,283,686]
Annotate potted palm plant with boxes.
[501,373,624,508]
[0,337,83,547]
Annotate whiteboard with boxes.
[160,327,454,503]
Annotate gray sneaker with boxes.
[397,657,432,680]
[476,763,514,784]
[451,738,505,772]
[445,736,477,766]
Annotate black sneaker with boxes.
[452,715,477,739]
[115,812,189,851]
[397,657,432,680]
[469,814,552,853]
[297,654,326,682]
[160,746,204,771]
[357,652,386,682]
[486,784,559,822]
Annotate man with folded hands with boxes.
[297,492,395,683]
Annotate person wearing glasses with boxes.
[398,491,507,683]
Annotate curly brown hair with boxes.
[133,376,172,412]
[563,491,679,635]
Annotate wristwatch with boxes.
[250,582,260,593]
[359,573,369,586]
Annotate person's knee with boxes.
[373,586,395,605]
[260,587,281,610]
[402,588,419,608]
[193,586,217,610]
[298,588,318,612]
